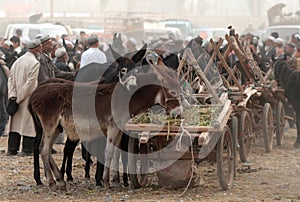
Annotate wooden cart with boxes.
[212,32,286,161]
[125,47,237,190]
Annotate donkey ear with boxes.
[62,38,67,49]
[113,33,117,42]
[131,43,147,63]
[109,44,123,62]
[73,39,79,51]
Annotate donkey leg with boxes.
[121,150,129,187]
[93,136,106,186]
[95,137,106,186]
[62,138,79,181]
[60,138,69,181]
[95,161,104,186]
[102,141,114,189]
[50,154,66,190]
[40,137,56,189]
[48,131,66,190]
[294,113,300,148]
[33,133,43,185]
[121,133,129,187]
[102,128,122,189]
[111,148,121,188]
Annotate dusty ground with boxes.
[0,128,300,202]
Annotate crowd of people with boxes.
[0,27,299,157]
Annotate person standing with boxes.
[38,35,74,83]
[0,56,9,136]
[38,35,74,145]
[6,39,41,156]
[80,35,107,68]
[54,47,71,72]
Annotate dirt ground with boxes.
[0,128,300,202]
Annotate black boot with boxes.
[7,132,21,156]
[21,136,34,156]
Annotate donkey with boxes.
[28,56,182,190]
[33,44,147,186]
[60,44,148,187]
[105,33,126,63]
[62,38,80,71]
[273,59,300,148]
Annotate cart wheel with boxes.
[230,116,238,178]
[217,126,234,190]
[238,111,253,162]
[128,136,149,189]
[276,101,285,146]
[263,103,274,153]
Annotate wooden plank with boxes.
[184,48,222,104]
[225,34,254,81]
[226,65,238,84]
[125,123,219,133]
[241,36,265,82]
[210,38,243,91]
[214,99,233,130]
[237,87,258,107]
[203,39,223,75]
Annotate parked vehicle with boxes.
[265,25,300,42]
[159,19,193,37]
[194,28,228,40]
[194,27,229,45]
[5,23,68,40]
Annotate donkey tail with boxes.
[28,101,43,185]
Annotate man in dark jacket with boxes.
[54,47,71,72]
[38,35,74,84]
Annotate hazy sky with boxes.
[0,0,299,32]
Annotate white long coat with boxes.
[6,52,40,137]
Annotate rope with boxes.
[167,119,170,141]
[176,119,198,197]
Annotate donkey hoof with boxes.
[57,181,67,191]
[49,183,57,191]
[103,182,111,189]
[294,142,300,149]
[111,182,121,189]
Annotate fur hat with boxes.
[286,42,296,48]
[27,39,41,49]
[40,35,51,44]
[55,47,67,58]
[21,36,30,45]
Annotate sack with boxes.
[7,99,19,116]
[155,160,202,188]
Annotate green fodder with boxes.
[130,105,222,126]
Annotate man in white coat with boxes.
[6,39,41,156]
